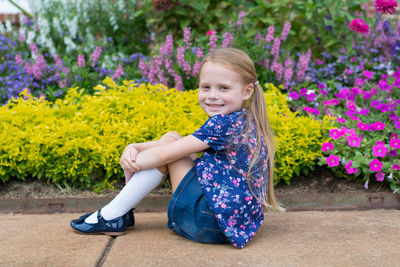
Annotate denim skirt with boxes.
[167,167,229,244]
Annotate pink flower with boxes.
[299,88,308,95]
[357,122,369,131]
[390,138,400,148]
[345,161,358,174]
[265,26,274,43]
[281,21,291,41]
[329,129,343,140]
[369,159,383,172]
[349,19,370,34]
[272,37,281,58]
[337,117,346,123]
[306,92,316,101]
[288,91,300,100]
[326,154,340,167]
[15,54,23,65]
[112,65,124,80]
[374,0,398,14]
[363,70,374,80]
[90,46,102,67]
[77,54,85,67]
[206,30,215,36]
[372,121,385,130]
[372,143,388,157]
[321,142,334,152]
[375,172,385,182]
[392,164,400,171]
[347,134,362,147]
[30,42,38,55]
[183,27,191,48]
[388,150,398,157]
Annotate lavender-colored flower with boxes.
[222,32,234,48]
[112,65,124,80]
[30,42,38,55]
[281,22,291,41]
[15,54,23,65]
[265,26,274,43]
[208,30,218,54]
[90,46,102,67]
[77,54,85,67]
[271,37,281,59]
[183,27,191,49]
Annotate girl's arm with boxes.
[134,135,209,170]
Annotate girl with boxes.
[70,48,284,248]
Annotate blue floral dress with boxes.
[192,109,269,248]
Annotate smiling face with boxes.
[198,62,253,117]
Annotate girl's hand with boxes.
[120,144,141,174]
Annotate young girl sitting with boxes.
[70,48,284,248]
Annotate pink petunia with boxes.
[369,159,383,172]
[388,150,398,157]
[329,129,343,140]
[372,121,385,130]
[375,172,385,182]
[349,18,369,35]
[326,154,340,167]
[347,134,362,147]
[337,117,346,123]
[372,143,388,157]
[345,161,358,174]
[363,70,374,80]
[392,164,400,171]
[321,142,334,152]
[374,0,398,14]
[357,122,369,131]
[288,91,300,100]
[390,138,400,148]
[299,88,308,95]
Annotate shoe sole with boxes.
[72,226,134,236]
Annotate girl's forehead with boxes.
[200,62,242,80]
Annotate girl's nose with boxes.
[208,88,219,99]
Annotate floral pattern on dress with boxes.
[192,109,268,248]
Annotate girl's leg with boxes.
[85,132,184,223]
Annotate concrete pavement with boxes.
[0,210,399,266]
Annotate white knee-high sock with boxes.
[85,168,164,223]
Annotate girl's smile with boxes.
[198,62,253,117]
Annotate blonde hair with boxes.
[199,48,285,212]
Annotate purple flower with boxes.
[372,143,388,157]
[326,154,340,167]
[208,30,218,54]
[306,92,316,101]
[363,70,374,80]
[375,172,385,182]
[288,91,300,100]
[337,117,346,123]
[265,26,274,43]
[299,88,308,95]
[369,159,383,172]
[183,27,191,48]
[15,54,23,65]
[222,32,234,48]
[112,65,124,80]
[77,54,85,68]
[90,46,102,67]
[30,42,38,55]
[356,122,369,131]
[271,37,281,58]
[358,108,370,115]
[388,150,398,157]
[321,142,334,152]
[281,21,291,41]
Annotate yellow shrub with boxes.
[0,80,332,190]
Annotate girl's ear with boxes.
[243,83,254,100]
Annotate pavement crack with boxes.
[95,236,116,267]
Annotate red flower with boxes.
[206,30,216,36]
[374,0,398,14]
[349,19,369,35]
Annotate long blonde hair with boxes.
[199,48,284,212]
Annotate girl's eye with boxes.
[220,86,229,90]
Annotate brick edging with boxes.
[0,192,399,214]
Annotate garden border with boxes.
[0,191,399,214]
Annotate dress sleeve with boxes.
[192,114,235,152]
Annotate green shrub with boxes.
[0,80,332,190]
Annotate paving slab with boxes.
[105,210,400,266]
[0,213,109,266]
